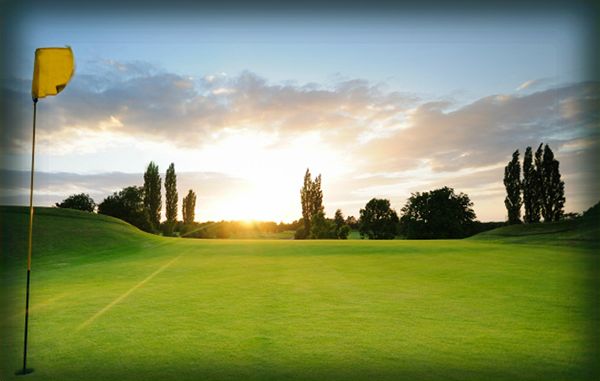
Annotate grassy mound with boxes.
[0,206,161,269]
[470,216,599,247]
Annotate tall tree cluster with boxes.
[300,169,323,238]
[143,161,162,232]
[182,189,196,224]
[297,169,350,239]
[504,144,565,224]
[96,161,200,235]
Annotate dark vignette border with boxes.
[1,0,598,379]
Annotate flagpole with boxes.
[16,46,74,376]
[18,98,37,376]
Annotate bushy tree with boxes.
[522,146,541,223]
[310,210,337,239]
[540,144,565,222]
[399,187,476,239]
[182,189,196,224]
[299,169,324,239]
[359,198,399,240]
[55,193,96,212]
[98,186,152,232]
[504,150,522,224]
[294,227,306,240]
[334,209,350,239]
[164,163,178,235]
[338,224,351,239]
[143,161,162,231]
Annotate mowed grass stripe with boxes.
[77,254,183,330]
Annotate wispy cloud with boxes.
[516,79,537,91]
[515,77,553,92]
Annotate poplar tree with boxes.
[299,169,324,239]
[182,189,196,224]
[164,163,178,234]
[540,144,565,221]
[503,150,522,224]
[522,146,541,223]
[300,169,312,235]
[182,195,187,224]
[533,144,544,220]
[143,161,162,232]
[311,174,323,217]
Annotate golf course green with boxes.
[1,206,598,380]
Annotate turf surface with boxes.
[1,206,598,380]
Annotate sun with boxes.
[239,218,255,226]
[185,130,349,222]
[214,184,296,222]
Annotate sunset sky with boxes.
[1,3,598,222]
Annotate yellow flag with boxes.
[31,47,75,100]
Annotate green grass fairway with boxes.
[1,206,598,380]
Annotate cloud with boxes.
[356,81,600,174]
[515,77,554,92]
[0,61,418,154]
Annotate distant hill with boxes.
[469,215,599,247]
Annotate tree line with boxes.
[503,143,565,224]
[296,168,488,240]
[59,149,570,241]
[56,165,492,240]
[57,162,197,235]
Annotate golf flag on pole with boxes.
[18,47,75,377]
[31,47,75,100]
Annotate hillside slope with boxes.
[470,216,599,247]
[0,206,163,268]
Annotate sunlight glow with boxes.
[185,130,350,222]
